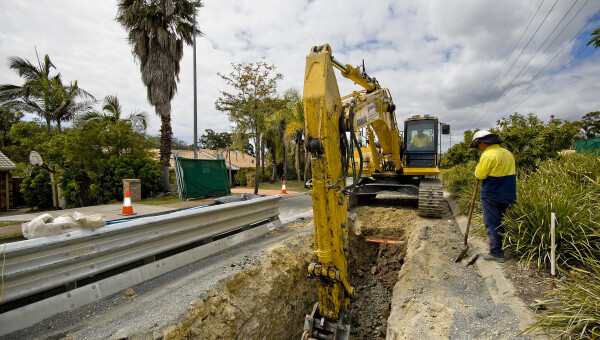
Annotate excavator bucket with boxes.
[302,303,350,340]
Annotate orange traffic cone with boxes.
[281,180,287,194]
[120,189,136,215]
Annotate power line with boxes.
[506,42,591,114]
[498,8,600,118]
[470,0,560,129]
[511,0,589,90]
[465,0,546,120]
[491,0,595,117]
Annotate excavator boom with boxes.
[302,44,354,340]
[301,43,447,339]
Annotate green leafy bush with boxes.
[20,167,53,209]
[234,168,253,186]
[234,167,271,186]
[58,164,96,207]
[90,156,162,203]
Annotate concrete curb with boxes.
[445,195,547,339]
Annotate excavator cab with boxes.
[404,116,439,168]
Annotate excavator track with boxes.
[418,178,444,218]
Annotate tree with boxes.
[50,119,159,207]
[440,130,480,168]
[215,59,283,194]
[0,54,93,132]
[0,105,24,147]
[78,95,148,131]
[198,128,233,150]
[282,89,306,181]
[51,80,94,132]
[496,113,578,170]
[441,113,578,171]
[588,27,600,49]
[576,111,600,139]
[264,100,287,181]
[171,137,192,150]
[116,0,203,191]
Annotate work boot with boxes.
[483,253,505,263]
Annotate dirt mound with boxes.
[163,233,317,340]
[353,206,417,239]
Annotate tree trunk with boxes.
[159,113,173,192]
[254,130,260,195]
[228,148,232,187]
[295,136,301,181]
[270,143,277,182]
[304,151,311,183]
[45,118,52,132]
[56,121,62,133]
[261,139,265,177]
[284,143,288,181]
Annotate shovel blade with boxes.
[455,246,469,262]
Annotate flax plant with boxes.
[526,257,600,339]
[440,161,479,214]
[503,154,600,268]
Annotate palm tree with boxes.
[0,54,93,132]
[52,80,95,132]
[116,0,203,190]
[78,95,148,130]
[283,89,306,182]
[264,105,287,181]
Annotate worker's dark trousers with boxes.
[481,198,510,257]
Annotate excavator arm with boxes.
[302,44,355,340]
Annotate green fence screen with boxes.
[574,137,600,154]
[173,154,231,200]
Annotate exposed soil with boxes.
[159,200,539,340]
[163,225,317,340]
[502,256,554,311]
[347,207,415,339]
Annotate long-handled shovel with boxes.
[455,179,479,262]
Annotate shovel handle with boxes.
[464,180,479,246]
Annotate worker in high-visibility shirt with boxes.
[472,130,516,263]
[410,129,432,149]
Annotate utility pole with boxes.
[193,7,198,159]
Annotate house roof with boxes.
[151,149,256,170]
[0,151,17,171]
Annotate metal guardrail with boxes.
[0,196,281,308]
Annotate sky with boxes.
[1,0,599,151]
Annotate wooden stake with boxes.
[551,212,556,289]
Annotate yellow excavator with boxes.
[301,44,449,339]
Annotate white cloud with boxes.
[1,0,599,151]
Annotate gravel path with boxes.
[386,200,544,339]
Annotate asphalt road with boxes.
[1,194,315,339]
[278,193,313,223]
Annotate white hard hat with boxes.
[471,130,493,147]
[472,130,492,142]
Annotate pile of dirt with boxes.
[162,232,317,340]
[385,203,530,339]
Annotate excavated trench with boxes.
[162,206,416,340]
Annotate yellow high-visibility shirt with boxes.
[411,134,431,148]
[475,144,517,204]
